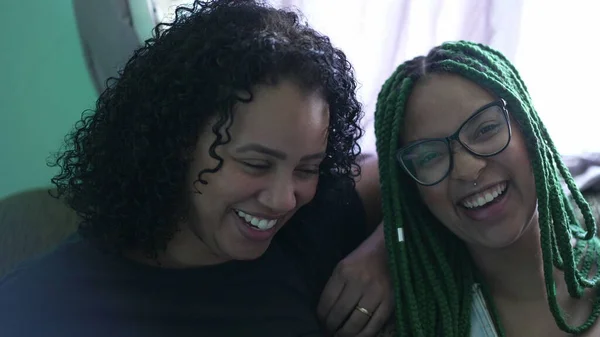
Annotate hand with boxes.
[316,226,393,337]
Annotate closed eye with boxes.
[241,161,270,170]
[418,152,440,166]
[297,168,319,175]
[295,165,320,178]
[479,123,500,135]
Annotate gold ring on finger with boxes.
[354,305,373,318]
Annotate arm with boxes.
[354,154,383,233]
[317,154,393,337]
[353,154,386,259]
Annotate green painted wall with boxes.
[0,0,98,198]
[131,0,157,42]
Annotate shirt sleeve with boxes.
[277,186,368,304]
[328,186,368,257]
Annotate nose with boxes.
[257,174,297,213]
[449,146,486,182]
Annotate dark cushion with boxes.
[0,187,79,278]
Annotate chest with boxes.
[48,246,327,337]
[474,289,600,337]
[498,307,600,337]
[499,318,600,337]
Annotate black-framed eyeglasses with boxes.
[396,99,511,186]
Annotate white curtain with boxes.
[268,0,524,155]
[512,0,600,155]
[73,0,598,155]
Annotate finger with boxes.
[335,295,381,337]
[356,297,394,337]
[324,282,363,332]
[316,274,346,320]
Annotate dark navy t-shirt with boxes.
[0,189,366,337]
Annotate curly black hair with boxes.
[50,0,364,257]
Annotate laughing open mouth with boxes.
[460,182,508,209]
[235,210,278,231]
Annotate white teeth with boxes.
[461,183,507,209]
[235,210,278,231]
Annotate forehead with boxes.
[403,73,496,142]
[229,80,329,148]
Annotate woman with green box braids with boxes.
[374,41,600,336]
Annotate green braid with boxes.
[374,40,600,336]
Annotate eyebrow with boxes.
[235,143,326,161]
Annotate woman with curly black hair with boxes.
[0,1,392,336]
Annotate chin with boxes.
[470,226,530,250]
[462,212,537,251]
[226,242,273,261]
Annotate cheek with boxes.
[220,172,266,201]
[295,178,320,207]
[511,146,537,202]
[507,126,533,169]
[497,133,534,184]
[192,164,261,205]
[418,185,455,220]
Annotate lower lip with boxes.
[233,211,279,242]
[460,182,510,222]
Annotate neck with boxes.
[128,221,229,269]
[162,222,230,267]
[468,217,565,303]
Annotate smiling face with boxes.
[168,79,329,266]
[402,73,538,249]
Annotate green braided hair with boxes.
[374,40,600,336]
